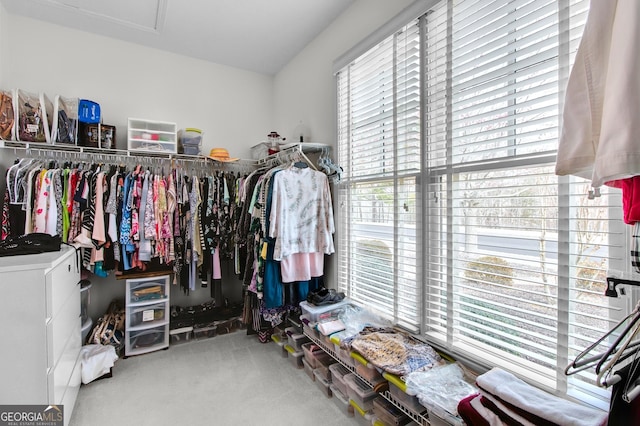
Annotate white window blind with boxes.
[337,19,421,331]
[338,0,628,406]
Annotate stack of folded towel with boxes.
[458,368,608,426]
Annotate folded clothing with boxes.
[348,327,445,376]
[476,368,607,426]
[405,363,477,418]
[317,318,346,336]
[458,394,504,426]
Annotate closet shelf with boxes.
[1,140,334,175]
[0,140,258,170]
[1,140,202,160]
[303,329,431,426]
[256,142,331,166]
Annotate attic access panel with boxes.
[8,0,166,32]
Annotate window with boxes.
[337,17,422,332]
[336,0,627,407]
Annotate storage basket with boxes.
[179,128,202,155]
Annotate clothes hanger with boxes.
[318,148,332,174]
[565,302,640,375]
[293,144,318,171]
[594,304,640,375]
[597,323,640,386]
[622,354,640,402]
[292,152,310,169]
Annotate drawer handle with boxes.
[68,264,71,272]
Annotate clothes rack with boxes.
[257,142,331,170]
[0,140,259,174]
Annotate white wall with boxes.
[0,11,274,318]
[272,0,414,147]
[0,4,4,85]
[0,14,273,159]
[272,0,414,287]
[0,1,415,318]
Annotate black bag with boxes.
[0,233,61,257]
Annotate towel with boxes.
[471,395,507,426]
[476,368,607,426]
[480,392,541,426]
[458,394,491,426]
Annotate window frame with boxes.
[336,0,631,408]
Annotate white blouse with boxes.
[269,166,335,261]
[555,0,640,188]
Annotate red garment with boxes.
[607,176,640,224]
[457,394,490,426]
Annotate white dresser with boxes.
[0,247,81,425]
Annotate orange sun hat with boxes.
[207,147,239,162]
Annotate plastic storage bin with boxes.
[329,363,351,397]
[355,362,385,384]
[373,397,411,426]
[81,317,93,344]
[288,332,310,351]
[330,384,354,417]
[178,128,202,155]
[288,316,303,334]
[350,399,376,425]
[250,142,270,160]
[125,275,170,356]
[301,314,319,339]
[128,118,177,153]
[299,300,351,322]
[384,373,426,415]
[128,279,167,303]
[302,342,330,368]
[169,326,193,345]
[214,318,237,335]
[313,369,333,398]
[345,373,378,412]
[193,324,217,339]
[128,302,167,328]
[80,280,91,324]
[352,352,386,386]
[315,355,336,382]
[285,344,304,369]
[271,333,288,358]
[302,357,315,382]
[127,324,168,355]
[336,346,355,367]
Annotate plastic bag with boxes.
[0,89,15,140]
[405,362,477,417]
[339,303,392,338]
[15,89,53,143]
[52,95,78,144]
[79,344,118,384]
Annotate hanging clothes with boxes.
[236,159,335,317]
[608,360,640,425]
[268,165,335,261]
[556,0,640,188]
[2,147,338,318]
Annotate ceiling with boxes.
[0,0,355,75]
